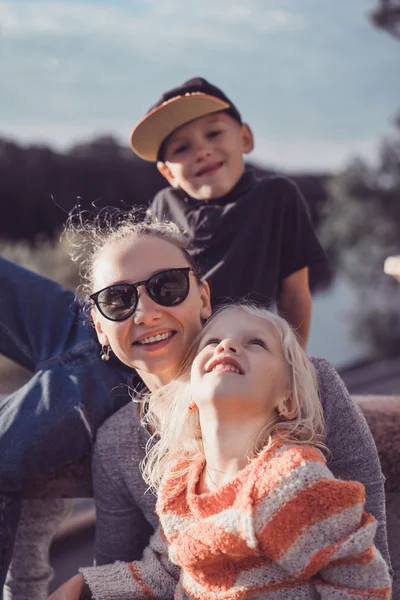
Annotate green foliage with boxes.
[319,123,400,359]
[370,0,400,40]
[0,235,79,291]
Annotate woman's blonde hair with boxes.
[141,302,326,492]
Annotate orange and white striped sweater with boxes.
[82,440,391,599]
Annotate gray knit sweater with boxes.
[91,358,392,576]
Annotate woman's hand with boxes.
[47,573,86,600]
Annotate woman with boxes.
[0,210,391,597]
[0,212,211,597]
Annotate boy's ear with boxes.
[157,161,179,188]
[240,123,254,155]
[92,310,110,347]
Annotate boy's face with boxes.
[157,112,253,201]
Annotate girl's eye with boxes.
[250,338,267,349]
[205,338,220,346]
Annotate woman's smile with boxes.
[133,330,177,353]
[133,330,175,346]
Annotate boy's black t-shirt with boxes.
[150,171,325,308]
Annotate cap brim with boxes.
[130,94,230,162]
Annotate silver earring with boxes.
[101,345,111,361]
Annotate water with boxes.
[308,276,369,368]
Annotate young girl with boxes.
[70,303,391,600]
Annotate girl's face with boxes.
[92,236,212,388]
[190,309,291,420]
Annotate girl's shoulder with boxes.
[253,440,365,509]
[252,441,329,496]
[259,438,326,467]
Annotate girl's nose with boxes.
[216,338,240,354]
[133,288,162,326]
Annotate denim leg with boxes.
[0,373,94,493]
[0,493,20,596]
[0,257,79,371]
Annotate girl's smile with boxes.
[205,356,243,375]
[190,309,290,422]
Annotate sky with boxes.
[1,0,399,172]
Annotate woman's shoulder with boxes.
[310,357,371,434]
[310,357,354,409]
[310,356,341,384]
[309,358,378,473]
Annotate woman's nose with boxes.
[216,338,240,354]
[133,288,162,325]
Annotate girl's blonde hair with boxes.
[141,303,326,492]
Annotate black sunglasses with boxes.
[90,267,193,322]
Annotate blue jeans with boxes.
[0,257,134,592]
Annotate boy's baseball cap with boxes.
[130,77,242,162]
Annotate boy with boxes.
[129,77,326,346]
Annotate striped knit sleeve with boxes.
[80,527,179,600]
[253,445,392,599]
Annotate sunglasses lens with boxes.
[97,285,137,321]
[148,269,190,307]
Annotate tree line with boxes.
[0,135,330,244]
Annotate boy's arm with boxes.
[278,266,311,347]
[276,177,325,346]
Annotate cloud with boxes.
[0,1,308,128]
[0,1,305,47]
[0,0,398,172]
